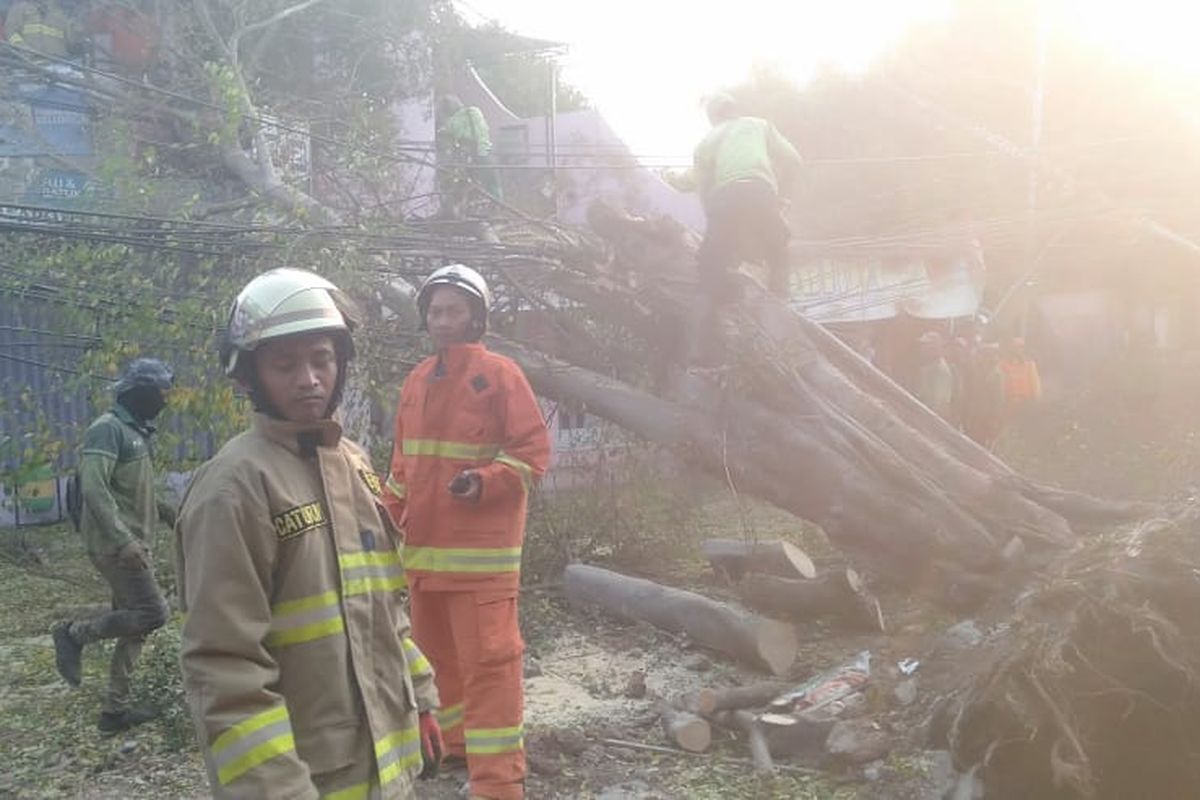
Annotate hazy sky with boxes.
[454,0,1200,164]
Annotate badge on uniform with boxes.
[272,502,327,540]
[358,468,382,497]
[471,374,489,393]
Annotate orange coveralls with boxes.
[384,343,550,800]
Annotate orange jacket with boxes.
[1000,357,1042,403]
[384,343,551,591]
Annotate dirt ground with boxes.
[1,354,1191,799]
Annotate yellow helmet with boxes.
[222,268,357,375]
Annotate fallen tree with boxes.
[458,208,1157,594]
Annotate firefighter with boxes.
[51,358,174,733]
[383,264,551,800]
[175,268,442,799]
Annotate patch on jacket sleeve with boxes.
[273,501,327,540]
[358,468,382,497]
[470,374,489,393]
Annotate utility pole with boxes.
[1023,1,1050,338]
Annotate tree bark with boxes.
[702,539,817,582]
[705,681,794,713]
[563,564,798,675]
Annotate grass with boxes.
[0,524,205,799]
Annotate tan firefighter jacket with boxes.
[176,414,438,800]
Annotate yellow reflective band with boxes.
[217,733,296,786]
[212,705,290,755]
[438,703,465,731]
[402,439,500,461]
[338,550,402,569]
[266,616,345,647]
[402,545,521,574]
[212,706,296,786]
[272,589,339,618]
[402,637,432,676]
[322,780,375,800]
[385,474,406,500]
[375,727,422,785]
[465,725,524,755]
[343,575,407,596]
[495,451,535,491]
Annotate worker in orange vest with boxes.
[999,336,1042,410]
[383,264,551,800]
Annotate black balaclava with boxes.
[118,385,167,423]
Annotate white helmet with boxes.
[417,264,492,339]
[222,268,357,375]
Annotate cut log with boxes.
[657,700,711,753]
[739,568,886,632]
[563,564,798,675]
[702,538,817,582]
[706,681,793,713]
[676,688,718,716]
[714,710,774,774]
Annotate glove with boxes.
[447,470,482,502]
[418,711,444,779]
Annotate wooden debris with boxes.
[702,538,817,582]
[563,564,798,675]
[739,567,886,632]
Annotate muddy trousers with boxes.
[689,178,791,366]
[410,588,524,800]
[68,551,169,713]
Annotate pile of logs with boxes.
[655,680,840,773]
[563,538,884,677]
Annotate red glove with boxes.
[418,711,444,779]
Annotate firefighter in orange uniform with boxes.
[383,264,551,800]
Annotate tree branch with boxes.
[230,0,335,64]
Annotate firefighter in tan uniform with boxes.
[176,268,443,799]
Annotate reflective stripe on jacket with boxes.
[177,414,438,799]
[383,343,551,591]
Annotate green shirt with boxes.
[441,106,492,158]
[693,116,803,200]
[78,404,158,556]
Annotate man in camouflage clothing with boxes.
[52,358,175,734]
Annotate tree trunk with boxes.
[739,568,886,632]
[702,539,817,582]
[379,208,1156,597]
[562,564,798,675]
